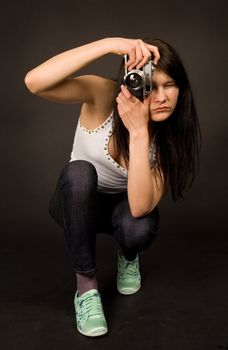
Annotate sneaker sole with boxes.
[77,326,108,337]
[117,283,141,295]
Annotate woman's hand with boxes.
[116,84,150,136]
[109,37,160,70]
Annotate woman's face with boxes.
[147,69,179,122]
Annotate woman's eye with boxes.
[165,82,176,87]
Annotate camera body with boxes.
[124,54,155,100]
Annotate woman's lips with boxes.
[153,107,170,112]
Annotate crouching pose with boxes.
[25,37,201,337]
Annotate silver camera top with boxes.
[124,55,155,100]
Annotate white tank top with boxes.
[70,111,157,193]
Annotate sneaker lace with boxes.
[80,293,102,317]
[119,259,139,278]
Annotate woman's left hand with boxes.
[116,85,150,136]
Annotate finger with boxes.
[117,103,124,117]
[116,91,128,106]
[116,94,124,106]
[121,85,139,105]
[117,94,129,110]
[134,41,151,69]
[125,48,136,69]
[117,86,130,101]
[128,41,143,70]
[120,84,133,99]
[146,44,160,65]
[136,44,152,69]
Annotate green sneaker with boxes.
[117,251,141,295]
[74,289,108,337]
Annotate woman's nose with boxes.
[154,88,167,103]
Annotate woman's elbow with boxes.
[130,204,155,218]
[24,72,39,94]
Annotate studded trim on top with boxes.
[104,127,127,174]
[79,112,127,174]
[78,111,157,172]
[79,112,113,134]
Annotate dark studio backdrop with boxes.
[1,0,228,349]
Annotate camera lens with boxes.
[125,73,142,89]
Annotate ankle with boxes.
[76,273,98,296]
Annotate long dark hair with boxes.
[112,38,202,201]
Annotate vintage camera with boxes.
[124,54,155,100]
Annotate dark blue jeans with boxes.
[48,160,159,277]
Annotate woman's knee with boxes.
[123,219,158,251]
[61,160,98,194]
[114,201,159,251]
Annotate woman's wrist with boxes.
[129,127,149,142]
[93,37,113,54]
[104,37,121,55]
[129,129,150,156]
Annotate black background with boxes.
[1,0,228,349]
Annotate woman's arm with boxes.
[24,38,112,94]
[24,38,160,104]
[128,131,164,217]
[116,85,164,218]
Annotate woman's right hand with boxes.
[108,37,160,70]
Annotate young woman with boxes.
[25,37,201,337]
